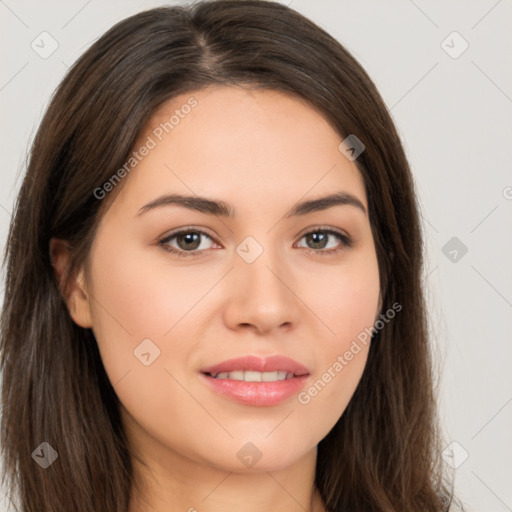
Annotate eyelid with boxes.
[159,225,217,242]
[294,224,350,241]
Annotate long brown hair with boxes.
[1,1,464,510]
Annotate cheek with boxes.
[308,249,381,348]
[297,251,379,421]
[88,229,214,338]
[85,231,216,389]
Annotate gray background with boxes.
[1,1,511,511]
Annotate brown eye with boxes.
[159,229,217,257]
[175,231,202,250]
[304,231,329,249]
[296,229,352,255]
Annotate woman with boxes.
[0,1,465,510]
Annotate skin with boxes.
[51,85,382,512]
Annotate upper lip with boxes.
[200,355,310,376]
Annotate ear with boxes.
[49,238,93,329]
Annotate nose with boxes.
[222,244,301,335]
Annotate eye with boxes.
[158,228,218,258]
[295,228,352,256]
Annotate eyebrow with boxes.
[136,191,367,218]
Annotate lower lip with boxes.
[200,373,309,406]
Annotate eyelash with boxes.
[158,226,353,258]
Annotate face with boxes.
[58,85,381,475]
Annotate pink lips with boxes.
[199,355,310,407]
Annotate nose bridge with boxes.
[235,234,288,296]
[225,233,297,331]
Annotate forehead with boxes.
[108,85,367,217]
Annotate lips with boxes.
[199,355,311,406]
[200,355,310,377]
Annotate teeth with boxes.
[245,371,262,382]
[211,370,295,382]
